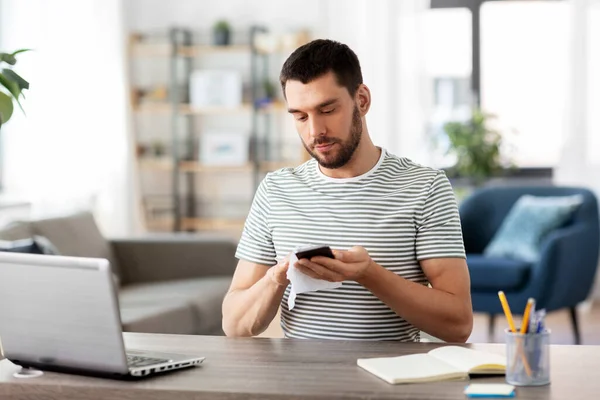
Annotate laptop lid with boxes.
[0,252,130,375]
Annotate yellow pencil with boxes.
[520,298,535,334]
[498,291,517,333]
[498,292,533,377]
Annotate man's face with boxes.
[285,72,362,169]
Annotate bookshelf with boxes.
[128,26,310,234]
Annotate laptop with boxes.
[0,252,205,379]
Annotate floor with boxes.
[259,301,600,345]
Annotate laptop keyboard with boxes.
[127,354,169,368]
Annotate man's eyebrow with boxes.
[287,98,339,114]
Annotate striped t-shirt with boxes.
[235,148,466,341]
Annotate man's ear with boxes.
[355,84,371,115]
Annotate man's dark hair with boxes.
[279,39,363,97]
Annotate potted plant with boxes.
[263,79,276,101]
[254,79,277,108]
[0,49,29,128]
[442,109,512,188]
[150,139,167,157]
[212,20,231,46]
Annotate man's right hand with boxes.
[268,259,290,286]
[222,258,291,337]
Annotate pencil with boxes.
[520,298,535,334]
[498,291,517,333]
[498,292,533,377]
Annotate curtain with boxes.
[554,0,600,300]
[0,0,141,236]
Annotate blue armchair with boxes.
[460,186,600,344]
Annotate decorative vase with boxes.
[213,30,230,46]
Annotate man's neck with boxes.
[319,140,382,179]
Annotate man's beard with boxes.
[303,106,363,169]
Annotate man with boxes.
[222,39,472,342]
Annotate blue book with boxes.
[464,383,515,398]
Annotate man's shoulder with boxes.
[264,159,314,182]
[258,159,315,192]
[382,151,445,181]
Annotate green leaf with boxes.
[0,50,30,66]
[11,48,32,57]
[0,71,21,99]
[0,72,25,114]
[0,91,15,127]
[442,109,508,185]
[2,69,29,90]
[0,53,17,65]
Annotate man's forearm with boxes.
[357,263,472,343]
[222,274,287,337]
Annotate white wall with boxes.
[1,0,136,237]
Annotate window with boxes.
[423,7,473,168]
[588,3,600,164]
[481,1,569,168]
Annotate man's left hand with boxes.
[294,246,375,282]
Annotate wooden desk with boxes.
[0,333,598,399]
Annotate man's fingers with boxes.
[332,247,365,263]
[310,256,343,273]
[296,260,344,282]
[332,250,344,261]
[274,260,289,272]
[294,263,322,280]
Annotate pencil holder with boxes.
[505,328,551,386]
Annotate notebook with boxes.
[357,346,506,384]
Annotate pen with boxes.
[535,309,546,334]
[528,301,537,333]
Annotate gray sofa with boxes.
[0,211,238,336]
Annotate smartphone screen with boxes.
[295,245,334,260]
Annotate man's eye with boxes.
[322,109,334,114]
[296,115,308,122]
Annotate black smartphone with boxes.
[295,245,335,260]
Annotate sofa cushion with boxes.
[118,276,231,335]
[120,303,197,334]
[0,235,60,255]
[467,254,532,292]
[0,222,34,241]
[30,211,122,279]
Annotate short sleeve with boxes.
[235,175,277,266]
[415,171,466,260]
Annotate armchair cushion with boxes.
[483,194,583,262]
[467,254,532,291]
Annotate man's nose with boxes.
[308,116,326,138]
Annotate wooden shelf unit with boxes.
[146,216,246,233]
[129,35,304,58]
[133,101,285,115]
[129,27,308,233]
[138,159,295,173]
